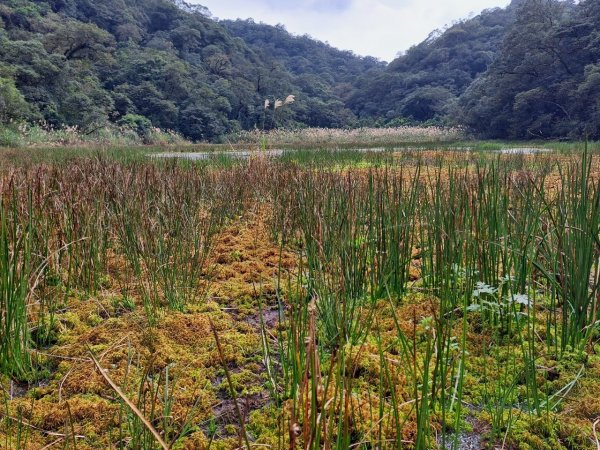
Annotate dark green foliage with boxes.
[223,19,386,129]
[1,0,599,141]
[0,0,380,141]
[223,19,383,98]
[0,76,29,123]
[347,3,518,123]
[348,0,600,139]
[458,0,600,139]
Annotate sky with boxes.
[193,0,511,62]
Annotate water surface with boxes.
[150,146,550,160]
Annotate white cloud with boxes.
[193,0,511,61]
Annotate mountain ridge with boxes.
[1,0,598,141]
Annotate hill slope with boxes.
[346,3,518,123]
[1,0,599,141]
[0,0,381,141]
[347,0,600,140]
[222,19,385,127]
[458,0,600,139]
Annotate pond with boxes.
[150,147,551,160]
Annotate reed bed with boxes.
[265,148,600,449]
[0,148,598,449]
[0,159,266,375]
[226,126,464,147]
[0,123,186,148]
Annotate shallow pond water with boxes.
[150,147,390,160]
[498,147,550,155]
[149,147,551,160]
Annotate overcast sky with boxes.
[192,0,511,62]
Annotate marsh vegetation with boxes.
[0,143,599,449]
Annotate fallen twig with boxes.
[88,348,169,450]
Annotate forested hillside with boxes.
[346,3,518,124]
[458,0,600,139]
[351,0,600,140]
[0,0,599,141]
[0,0,379,141]
[223,19,385,127]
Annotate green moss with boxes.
[223,424,237,435]
[504,414,593,450]
[247,406,282,446]
[219,367,265,397]
[87,313,103,326]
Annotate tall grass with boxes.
[0,148,598,447]
[0,122,185,148]
[533,147,600,351]
[265,150,600,448]
[0,158,263,379]
[0,196,34,379]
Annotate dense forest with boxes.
[458,0,600,139]
[222,19,384,128]
[0,0,379,141]
[347,3,519,124]
[0,0,599,141]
